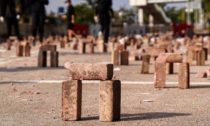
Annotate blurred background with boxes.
[0,0,210,37]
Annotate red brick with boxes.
[64,63,113,80]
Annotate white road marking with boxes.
[0,80,210,86]
[0,50,38,65]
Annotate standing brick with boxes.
[178,63,190,89]
[60,40,66,48]
[120,50,129,65]
[141,55,150,74]
[98,40,107,53]
[25,43,31,57]
[204,48,208,61]
[99,80,121,122]
[79,42,86,54]
[16,45,24,57]
[50,51,59,67]
[187,49,194,64]
[87,43,94,54]
[154,62,166,88]
[38,50,47,67]
[111,49,120,65]
[62,80,82,121]
[195,49,205,66]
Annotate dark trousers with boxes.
[6,17,20,38]
[32,12,45,42]
[99,15,110,43]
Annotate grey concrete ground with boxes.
[1,43,210,126]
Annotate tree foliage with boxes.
[74,3,95,24]
[203,0,210,13]
[164,7,186,23]
[85,0,97,8]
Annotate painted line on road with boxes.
[0,80,210,86]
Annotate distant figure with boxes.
[0,0,20,39]
[66,0,76,41]
[25,0,49,43]
[96,0,113,43]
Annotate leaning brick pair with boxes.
[62,63,121,122]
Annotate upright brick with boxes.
[60,40,66,48]
[187,49,194,64]
[141,55,150,74]
[62,80,82,121]
[98,40,107,53]
[195,49,205,66]
[120,50,129,65]
[111,49,120,65]
[25,44,31,57]
[16,45,24,57]
[79,42,86,54]
[50,51,59,67]
[178,63,190,89]
[38,50,47,67]
[99,80,121,122]
[154,62,166,88]
[87,43,94,54]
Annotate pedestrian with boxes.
[0,0,20,39]
[66,0,76,41]
[95,0,113,43]
[25,0,49,44]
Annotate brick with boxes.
[7,40,12,50]
[187,49,194,64]
[178,63,190,89]
[145,47,166,57]
[154,62,166,88]
[79,42,86,54]
[50,51,59,67]
[108,42,114,52]
[38,50,47,67]
[64,63,113,80]
[156,53,183,63]
[141,55,150,74]
[87,43,94,54]
[62,80,82,121]
[111,49,120,65]
[129,49,137,61]
[204,48,208,60]
[16,45,24,57]
[120,50,129,65]
[115,43,124,52]
[98,40,107,53]
[195,49,205,66]
[99,80,121,122]
[60,40,66,48]
[40,45,57,52]
[25,44,31,57]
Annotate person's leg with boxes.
[13,17,20,39]
[6,18,12,37]
[38,14,45,43]
[103,21,110,43]
[32,13,38,39]
[102,17,110,43]
[67,24,75,41]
